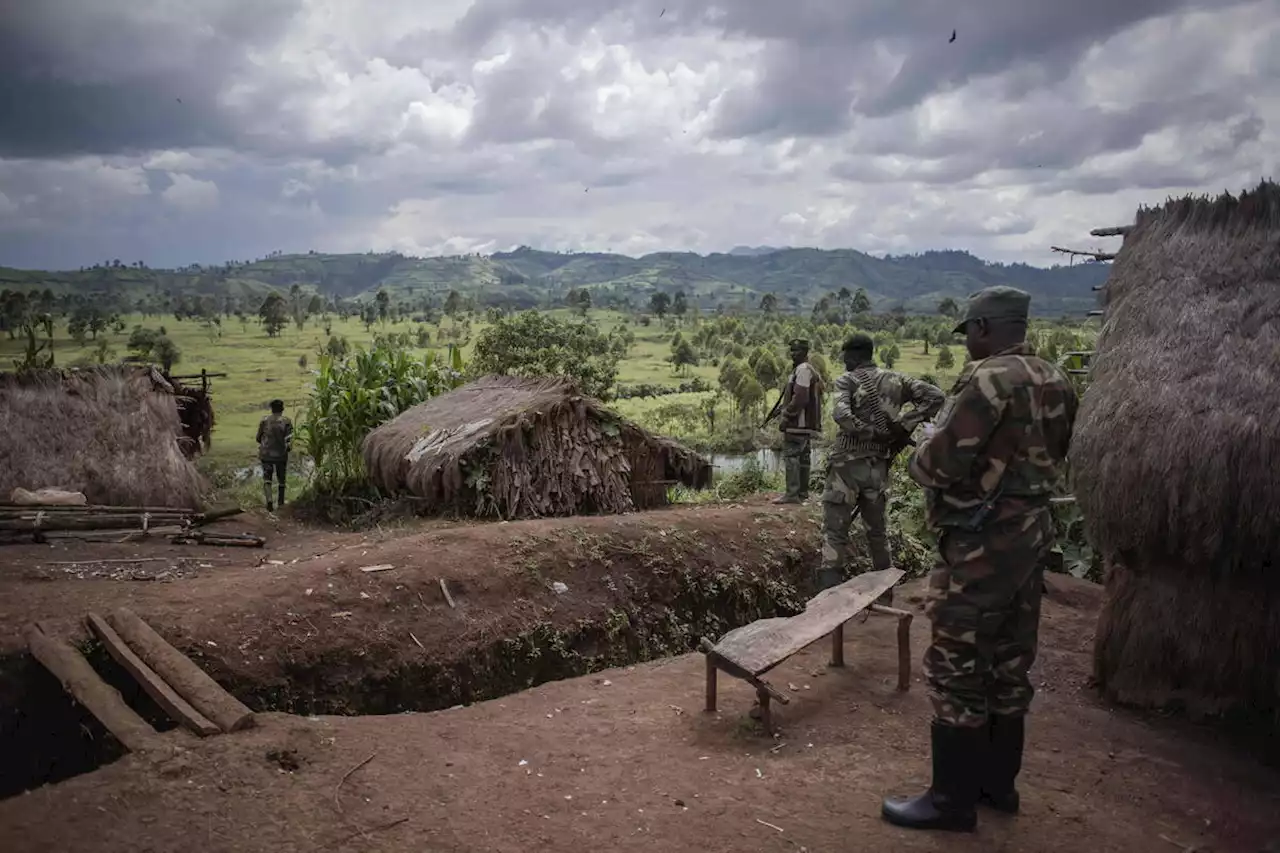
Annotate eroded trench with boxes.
[2,526,925,800]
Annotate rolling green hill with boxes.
[0,245,1108,315]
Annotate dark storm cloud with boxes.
[451,0,1260,139]
[0,0,300,158]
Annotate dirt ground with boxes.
[2,573,1278,853]
[0,504,1277,852]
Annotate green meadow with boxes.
[0,308,965,476]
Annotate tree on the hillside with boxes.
[851,287,872,314]
[375,288,391,324]
[671,338,699,376]
[937,296,959,318]
[672,290,688,319]
[748,346,787,391]
[571,288,591,316]
[289,284,308,330]
[936,345,955,370]
[443,289,463,318]
[759,293,778,313]
[469,310,621,400]
[259,293,289,337]
[153,335,181,373]
[650,291,671,319]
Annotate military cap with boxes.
[841,333,874,352]
[952,286,1031,334]
[787,338,810,352]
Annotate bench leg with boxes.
[755,688,773,734]
[870,604,914,691]
[705,655,718,712]
[830,622,845,668]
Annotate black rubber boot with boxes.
[979,714,1024,813]
[881,722,980,832]
[278,485,286,508]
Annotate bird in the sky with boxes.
[660,8,665,17]
[949,29,956,43]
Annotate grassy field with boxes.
[0,309,962,475]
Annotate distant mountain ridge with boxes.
[0,245,1109,315]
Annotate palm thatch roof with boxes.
[1070,180,1280,717]
[362,375,712,518]
[0,364,207,509]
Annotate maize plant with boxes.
[297,341,465,495]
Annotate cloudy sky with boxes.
[1,0,1276,270]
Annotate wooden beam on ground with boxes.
[85,614,220,737]
[106,609,255,734]
[24,623,163,753]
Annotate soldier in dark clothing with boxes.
[881,286,1079,833]
[774,339,825,504]
[256,399,293,512]
[819,334,943,592]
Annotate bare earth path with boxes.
[2,571,1276,853]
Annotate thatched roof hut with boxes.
[0,365,207,508]
[1070,181,1280,718]
[362,375,712,518]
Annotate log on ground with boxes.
[24,622,163,753]
[106,608,255,733]
[85,613,221,737]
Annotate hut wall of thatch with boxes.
[1069,181,1280,717]
[362,375,712,519]
[0,365,207,509]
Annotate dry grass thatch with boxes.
[362,375,712,519]
[0,364,207,509]
[1070,180,1280,715]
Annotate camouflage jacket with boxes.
[256,414,293,462]
[908,343,1077,529]
[831,363,945,460]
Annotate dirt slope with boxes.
[2,576,1277,853]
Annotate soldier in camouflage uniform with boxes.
[256,399,293,512]
[774,339,824,504]
[881,287,1078,833]
[817,334,943,596]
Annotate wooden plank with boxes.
[85,613,220,737]
[24,623,162,753]
[107,608,255,734]
[710,569,903,675]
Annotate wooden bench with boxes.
[699,568,914,732]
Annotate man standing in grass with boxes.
[774,338,824,504]
[256,399,293,512]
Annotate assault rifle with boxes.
[760,394,785,430]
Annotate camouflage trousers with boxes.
[817,455,891,589]
[924,508,1053,728]
[780,432,812,500]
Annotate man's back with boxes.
[257,413,293,462]
[911,344,1077,527]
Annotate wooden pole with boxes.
[830,623,845,668]
[24,623,162,753]
[870,605,914,692]
[107,609,255,734]
[85,614,220,737]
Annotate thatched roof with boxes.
[0,364,206,509]
[1070,181,1280,715]
[1071,181,1280,574]
[362,375,711,518]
